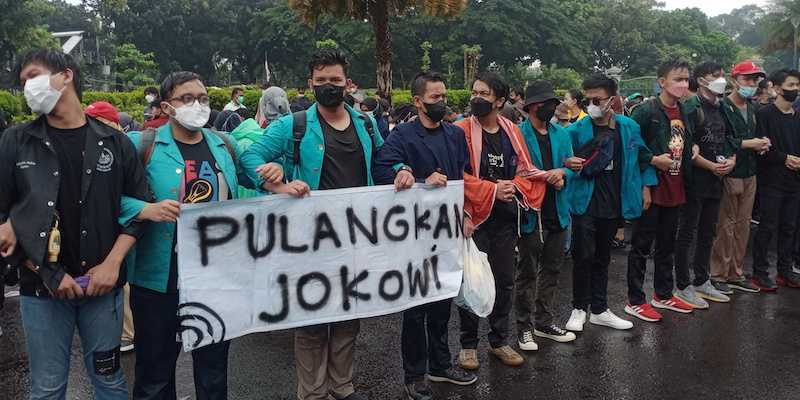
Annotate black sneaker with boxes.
[534,324,577,343]
[711,280,734,295]
[728,278,760,293]
[427,367,477,386]
[404,381,432,400]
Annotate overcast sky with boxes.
[661,0,769,16]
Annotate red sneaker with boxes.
[777,274,800,288]
[650,295,693,314]
[624,303,662,322]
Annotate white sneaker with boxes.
[517,330,539,351]
[565,309,587,332]
[694,280,730,303]
[589,310,634,330]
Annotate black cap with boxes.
[523,80,559,111]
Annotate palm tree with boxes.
[288,0,468,102]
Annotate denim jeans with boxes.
[20,289,128,400]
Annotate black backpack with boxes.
[290,110,377,177]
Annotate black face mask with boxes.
[423,100,447,123]
[782,89,799,103]
[470,97,494,118]
[535,102,557,122]
[314,83,346,108]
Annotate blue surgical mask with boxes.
[738,86,757,99]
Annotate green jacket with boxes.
[119,124,244,293]
[229,118,267,198]
[519,120,575,231]
[719,96,758,178]
[240,103,383,190]
[630,96,697,184]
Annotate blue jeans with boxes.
[20,289,128,400]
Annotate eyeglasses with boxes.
[169,94,210,105]
[586,96,611,106]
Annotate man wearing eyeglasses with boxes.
[117,71,282,399]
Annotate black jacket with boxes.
[0,116,153,296]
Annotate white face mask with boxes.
[24,73,64,115]
[703,77,728,95]
[145,94,157,103]
[170,100,211,132]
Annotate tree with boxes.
[763,0,800,69]
[420,41,432,72]
[112,43,158,90]
[287,0,468,102]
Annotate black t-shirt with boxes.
[47,123,87,276]
[691,98,728,198]
[535,129,561,231]
[586,123,622,220]
[479,127,517,221]
[168,137,231,293]
[318,114,368,190]
[757,104,800,192]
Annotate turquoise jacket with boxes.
[119,124,243,293]
[519,120,575,232]
[240,103,384,190]
[565,115,658,220]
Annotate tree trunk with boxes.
[369,0,392,104]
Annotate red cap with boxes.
[731,60,766,78]
[85,101,120,124]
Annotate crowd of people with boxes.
[0,45,799,400]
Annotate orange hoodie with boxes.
[456,115,548,228]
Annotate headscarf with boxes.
[258,87,290,126]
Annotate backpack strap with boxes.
[209,130,238,163]
[357,112,377,159]
[138,128,157,165]
[292,110,308,172]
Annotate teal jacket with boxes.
[519,120,575,232]
[240,103,384,190]
[119,124,244,293]
[565,115,658,220]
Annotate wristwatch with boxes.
[397,165,413,176]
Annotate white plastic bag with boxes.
[454,238,495,318]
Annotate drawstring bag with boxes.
[455,238,495,318]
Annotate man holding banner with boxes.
[241,49,383,400]
[119,71,278,400]
[374,71,477,400]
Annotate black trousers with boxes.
[627,205,680,304]
[515,228,566,333]
[131,285,231,400]
[753,185,800,279]
[401,299,453,384]
[459,218,518,349]
[571,215,617,314]
[674,194,722,288]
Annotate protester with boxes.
[213,109,244,132]
[515,80,577,350]
[119,112,141,133]
[290,87,313,112]
[373,71,477,400]
[673,61,751,306]
[144,86,159,104]
[563,89,587,123]
[0,48,153,399]
[241,48,382,400]
[257,86,291,128]
[144,100,169,129]
[752,68,800,290]
[85,101,122,131]
[360,97,390,139]
[564,73,656,331]
[120,71,261,400]
[625,60,699,322]
[709,61,771,294]
[455,72,548,370]
[624,93,645,115]
[223,86,247,112]
[500,86,524,123]
[553,102,571,127]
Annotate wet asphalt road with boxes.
[2,243,800,400]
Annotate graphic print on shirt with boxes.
[668,119,685,176]
[179,160,229,204]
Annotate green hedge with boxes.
[1,88,476,124]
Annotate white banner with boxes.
[177,182,465,351]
